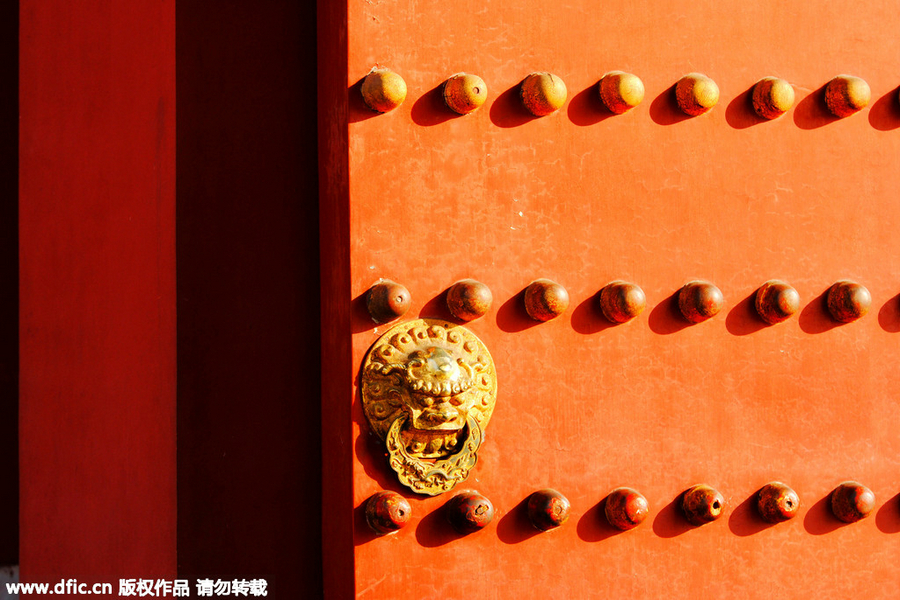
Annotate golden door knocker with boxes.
[361,319,497,496]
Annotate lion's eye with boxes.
[448,395,464,406]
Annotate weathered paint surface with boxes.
[341,0,900,597]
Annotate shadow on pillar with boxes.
[0,0,17,567]
[176,2,321,596]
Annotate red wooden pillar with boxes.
[19,0,176,586]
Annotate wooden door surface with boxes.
[321,1,900,597]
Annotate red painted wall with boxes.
[335,1,900,597]
[19,0,176,586]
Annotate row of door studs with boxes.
[360,68,880,122]
[365,481,881,536]
[365,278,875,327]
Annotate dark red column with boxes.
[19,0,176,586]
[0,0,17,567]
[175,1,323,596]
[318,0,356,597]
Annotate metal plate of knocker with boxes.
[361,319,497,496]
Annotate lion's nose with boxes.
[425,356,460,380]
[422,406,457,424]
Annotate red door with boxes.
[321,0,900,597]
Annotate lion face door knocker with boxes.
[362,319,497,496]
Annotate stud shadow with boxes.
[496,497,542,544]
[868,86,900,131]
[419,287,456,322]
[651,492,693,538]
[567,83,616,127]
[877,292,900,332]
[351,291,380,333]
[648,85,692,125]
[353,498,381,546]
[793,84,840,130]
[728,491,778,536]
[348,77,382,123]
[353,500,380,546]
[576,495,626,542]
[725,290,768,336]
[724,86,768,129]
[647,291,691,335]
[489,82,538,128]
[875,491,900,534]
[803,493,847,535]
[496,288,542,333]
[797,288,842,334]
[570,292,617,335]
[415,502,467,548]
[411,82,463,126]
